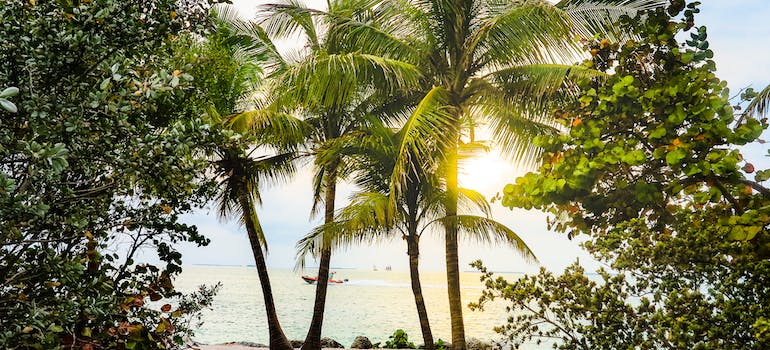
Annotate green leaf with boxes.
[756,169,770,182]
[0,98,17,113]
[649,127,667,139]
[666,148,686,165]
[0,87,19,98]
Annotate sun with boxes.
[458,151,514,194]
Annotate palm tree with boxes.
[296,127,537,350]
[212,146,296,350]
[200,10,308,349]
[300,1,667,348]
[220,2,422,348]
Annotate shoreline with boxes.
[187,336,506,350]
[193,346,344,350]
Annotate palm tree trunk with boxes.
[445,139,466,350]
[407,234,434,350]
[238,190,293,350]
[302,169,337,350]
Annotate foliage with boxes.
[383,329,416,349]
[0,87,19,113]
[0,0,228,348]
[475,2,770,349]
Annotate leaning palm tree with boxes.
[305,1,667,347]
[296,127,537,350]
[220,2,422,348]
[201,9,308,349]
[212,144,296,350]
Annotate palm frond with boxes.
[268,52,422,111]
[248,152,298,190]
[473,1,579,67]
[259,0,322,50]
[557,0,668,42]
[458,140,490,160]
[212,148,297,252]
[468,82,561,167]
[390,86,453,207]
[295,192,394,270]
[226,109,309,150]
[745,84,770,118]
[457,187,492,218]
[214,4,286,73]
[430,215,538,263]
[310,167,326,219]
[487,63,608,100]
[243,194,270,252]
[324,0,422,63]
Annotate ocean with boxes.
[174,265,539,348]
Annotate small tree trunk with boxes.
[407,235,434,350]
[302,169,337,350]
[238,191,293,350]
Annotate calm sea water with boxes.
[174,265,539,348]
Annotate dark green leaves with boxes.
[0,1,224,348]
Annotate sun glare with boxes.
[458,151,514,193]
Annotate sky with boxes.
[155,0,770,274]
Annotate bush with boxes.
[0,0,227,348]
[383,329,416,349]
[479,2,770,350]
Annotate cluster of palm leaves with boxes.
[203,1,668,349]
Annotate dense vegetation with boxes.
[3,0,768,349]
[473,2,770,349]
[0,0,229,348]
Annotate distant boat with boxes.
[385,265,392,271]
[373,264,378,271]
[301,272,348,284]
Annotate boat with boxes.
[301,272,348,284]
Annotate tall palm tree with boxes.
[296,127,537,350]
[220,2,422,348]
[298,1,667,348]
[202,9,308,349]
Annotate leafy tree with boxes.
[0,0,226,348]
[476,3,770,349]
[297,127,535,349]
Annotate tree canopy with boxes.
[0,1,229,348]
[474,3,770,349]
